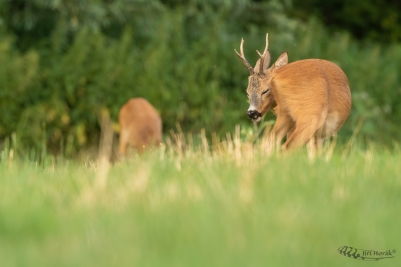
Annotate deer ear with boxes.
[254,51,271,75]
[254,58,261,73]
[263,50,271,71]
[273,52,288,70]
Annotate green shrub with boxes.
[0,1,400,156]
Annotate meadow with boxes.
[1,1,400,266]
[1,130,400,267]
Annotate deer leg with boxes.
[286,125,296,140]
[283,116,325,150]
[313,127,323,155]
[269,115,295,149]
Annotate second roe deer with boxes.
[119,98,162,155]
[235,33,351,150]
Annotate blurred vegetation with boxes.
[289,0,401,43]
[0,0,400,156]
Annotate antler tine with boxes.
[234,38,254,75]
[256,33,269,76]
[262,33,269,56]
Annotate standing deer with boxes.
[119,98,162,155]
[235,33,351,150]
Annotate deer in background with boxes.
[235,33,351,150]
[119,98,162,155]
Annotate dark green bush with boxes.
[289,0,401,43]
[0,0,400,156]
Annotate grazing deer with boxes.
[235,33,351,150]
[119,98,162,155]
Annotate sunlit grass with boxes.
[0,130,400,267]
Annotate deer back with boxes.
[270,59,351,135]
[118,98,162,155]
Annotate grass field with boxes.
[0,132,400,267]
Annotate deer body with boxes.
[235,34,351,150]
[119,98,162,155]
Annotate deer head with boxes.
[235,33,288,122]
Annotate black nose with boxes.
[247,110,261,119]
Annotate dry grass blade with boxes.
[96,109,114,189]
[341,116,365,160]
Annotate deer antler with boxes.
[235,38,254,75]
[256,33,269,76]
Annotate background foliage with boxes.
[0,0,400,155]
[289,0,401,43]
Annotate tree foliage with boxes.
[0,0,400,156]
[289,0,401,43]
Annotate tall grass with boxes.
[0,129,400,267]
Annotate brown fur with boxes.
[118,98,162,155]
[236,34,351,150]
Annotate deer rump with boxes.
[119,98,162,155]
[271,59,351,143]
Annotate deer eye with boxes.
[261,89,270,95]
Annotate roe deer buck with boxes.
[235,33,351,150]
[119,98,162,155]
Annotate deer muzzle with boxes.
[247,110,262,121]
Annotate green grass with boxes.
[0,138,400,267]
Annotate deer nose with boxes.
[247,110,261,119]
